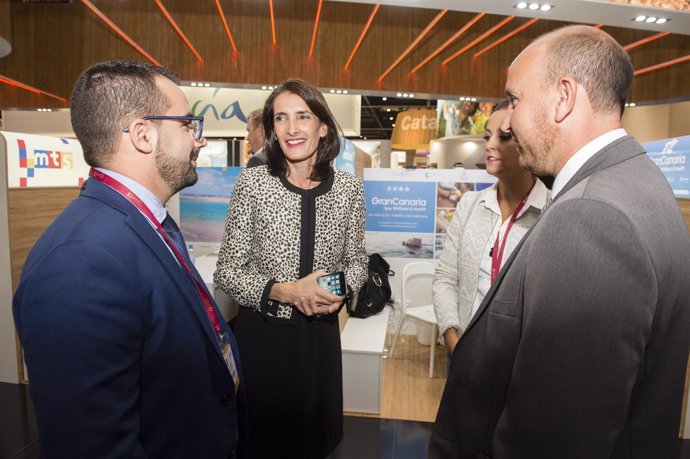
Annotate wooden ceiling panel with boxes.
[0,0,688,112]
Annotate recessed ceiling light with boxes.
[343,90,348,94]
[191,82,197,87]
[336,90,342,94]
[261,86,268,90]
[409,94,415,98]
[389,116,394,120]
[386,108,391,112]
[392,123,396,127]
[396,93,402,97]
[633,15,669,24]
[516,2,552,11]
[382,96,387,101]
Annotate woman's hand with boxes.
[443,328,460,355]
[270,270,345,317]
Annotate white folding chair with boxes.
[388,261,439,377]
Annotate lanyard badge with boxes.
[89,168,239,390]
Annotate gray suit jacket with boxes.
[246,148,266,168]
[429,135,690,459]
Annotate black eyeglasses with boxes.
[123,116,204,140]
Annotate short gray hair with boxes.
[538,25,633,115]
[246,108,263,127]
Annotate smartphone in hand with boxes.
[317,272,347,296]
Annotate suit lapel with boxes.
[82,180,227,364]
[554,135,645,206]
[462,217,537,335]
[461,136,646,336]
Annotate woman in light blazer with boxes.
[433,101,550,356]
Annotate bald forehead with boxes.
[511,40,546,70]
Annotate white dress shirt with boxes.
[551,128,627,199]
[94,167,167,225]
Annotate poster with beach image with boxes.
[180,167,242,243]
[644,135,690,197]
[365,180,436,233]
[366,231,434,259]
[363,168,495,261]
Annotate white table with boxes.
[193,255,239,322]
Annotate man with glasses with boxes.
[13,61,247,458]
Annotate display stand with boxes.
[341,306,391,414]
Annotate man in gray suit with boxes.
[245,108,266,168]
[429,25,690,459]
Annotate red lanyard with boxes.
[88,168,223,336]
[490,181,535,284]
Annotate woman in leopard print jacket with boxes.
[214,79,368,459]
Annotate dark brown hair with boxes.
[262,79,341,181]
[492,99,510,113]
[70,60,180,167]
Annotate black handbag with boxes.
[349,253,394,318]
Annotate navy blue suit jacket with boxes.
[14,178,247,459]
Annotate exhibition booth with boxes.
[1,91,689,438]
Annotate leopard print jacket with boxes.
[214,165,368,321]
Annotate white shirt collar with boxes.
[481,179,550,218]
[551,128,627,198]
[94,167,167,224]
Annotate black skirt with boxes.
[235,306,343,459]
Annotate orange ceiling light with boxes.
[81,0,161,66]
[269,0,277,45]
[474,17,539,59]
[410,13,485,75]
[378,9,448,82]
[153,0,203,62]
[443,16,515,66]
[214,0,239,56]
[308,0,324,57]
[624,32,670,52]
[344,3,380,71]
[0,74,68,104]
[634,54,690,76]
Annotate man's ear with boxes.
[554,76,577,124]
[127,119,156,154]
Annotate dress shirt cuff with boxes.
[259,279,277,316]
